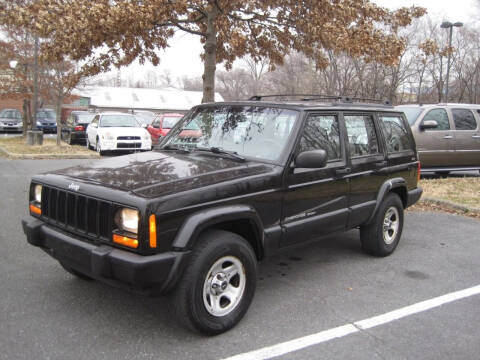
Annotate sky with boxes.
[115,0,479,86]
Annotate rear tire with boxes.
[360,193,404,257]
[60,263,93,281]
[170,230,257,335]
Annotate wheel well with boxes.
[209,219,263,260]
[390,187,407,208]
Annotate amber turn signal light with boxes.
[29,204,41,215]
[149,214,157,248]
[113,234,138,249]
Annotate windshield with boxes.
[162,116,183,128]
[100,114,138,127]
[397,107,423,125]
[37,110,56,120]
[76,113,95,123]
[0,110,21,119]
[162,106,298,162]
[135,112,156,125]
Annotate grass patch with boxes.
[0,136,97,157]
[419,177,480,209]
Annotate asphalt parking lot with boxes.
[1,158,480,360]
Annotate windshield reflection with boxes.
[162,106,298,161]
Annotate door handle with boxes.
[472,135,480,139]
[443,135,453,139]
[335,167,351,175]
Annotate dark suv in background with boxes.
[22,95,422,335]
[35,109,57,133]
[60,111,96,145]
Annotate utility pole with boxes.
[33,36,39,129]
[440,21,463,102]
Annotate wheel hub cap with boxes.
[203,256,246,317]
[383,206,400,245]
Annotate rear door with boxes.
[450,108,480,166]
[282,112,349,246]
[343,112,386,227]
[414,107,455,167]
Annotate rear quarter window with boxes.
[379,115,413,153]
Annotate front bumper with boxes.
[0,123,22,131]
[100,139,152,151]
[22,217,189,295]
[37,125,57,133]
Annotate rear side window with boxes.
[298,114,341,161]
[379,116,412,153]
[423,109,450,130]
[452,109,477,130]
[344,115,379,157]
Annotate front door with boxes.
[414,108,455,167]
[282,112,349,246]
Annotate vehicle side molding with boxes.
[172,205,264,254]
[365,178,407,224]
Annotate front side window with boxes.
[163,106,298,162]
[379,116,412,153]
[452,109,477,130]
[423,109,450,130]
[298,114,341,161]
[344,115,379,157]
[100,115,138,127]
[162,116,183,129]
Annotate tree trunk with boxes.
[202,5,219,103]
[55,95,63,146]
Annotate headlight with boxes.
[36,121,41,126]
[142,132,151,140]
[34,184,42,203]
[102,132,114,140]
[114,208,139,234]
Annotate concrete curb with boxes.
[419,197,480,214]
[0,146,100,160]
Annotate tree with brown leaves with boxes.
[1,0,426,102]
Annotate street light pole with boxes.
[441,21,463,102]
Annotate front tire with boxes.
[96,137,104,156]
[360,193,404,257]
[170,230,257,335]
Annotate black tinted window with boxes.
[452,109,477,130]
[344,115,378,157]
[379,116,412,153]
[423,109,450,130]
[299,115,341,161]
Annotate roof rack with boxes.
[248,94,392,106]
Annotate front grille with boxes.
[117,142,142,149]
[117,136,140,140]
[41,186,113,241]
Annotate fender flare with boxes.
[172,204,264,253]
[365,178,407,224]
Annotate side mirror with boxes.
[420,120,438,130]
[90,123,98,128]
[295,150,328,169]
[141,123,147,128]
[152,123,160,129]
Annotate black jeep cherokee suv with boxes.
[22,96,422,335]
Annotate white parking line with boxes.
[222,284,480,360]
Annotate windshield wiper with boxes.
[162,144,191,153]
[195,147,245,162]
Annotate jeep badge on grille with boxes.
[68,182,80,192]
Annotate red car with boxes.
[147,113,184,144]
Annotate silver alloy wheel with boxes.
[203,256,246,317]
[383,206,400,245]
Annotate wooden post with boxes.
[26,130,43,146]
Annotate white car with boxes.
[86,112,152,155]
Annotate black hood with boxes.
[51,151,273,197]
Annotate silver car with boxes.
[0,108,23,132]
[396,103,480,174]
